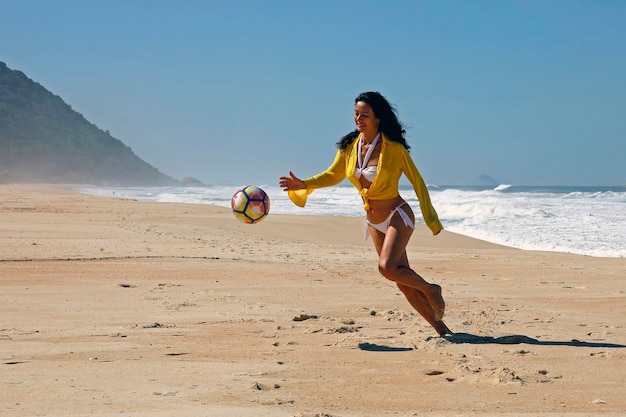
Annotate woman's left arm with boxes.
[401,149,443,236]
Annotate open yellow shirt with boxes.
[288,133,443,235]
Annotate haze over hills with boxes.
[0,61,177,186]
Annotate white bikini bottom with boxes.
[364,203,415,240]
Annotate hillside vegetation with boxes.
[0,62,176,186]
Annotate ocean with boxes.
[75,184,626,258]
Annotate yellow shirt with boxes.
[288,133,443,235]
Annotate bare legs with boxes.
[397,283,451,336]
[368,213,451,336]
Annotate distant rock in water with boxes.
[0,61,178,186]
[180,177,205,186]
[475,174,499,186]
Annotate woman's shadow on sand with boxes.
[441,332,626,348]
[358,333,626,351]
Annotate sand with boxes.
[1,185,625,417]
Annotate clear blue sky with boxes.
[2,0,624,186]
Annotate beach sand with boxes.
[1,185,625,417]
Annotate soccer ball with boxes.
[231,186,270,224]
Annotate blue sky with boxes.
[2,0,624,186]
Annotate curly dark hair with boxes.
[336,91,409,150]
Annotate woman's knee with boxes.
[378,259,399,280]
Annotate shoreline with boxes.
[64,182,626,259]
[1,185,625,416]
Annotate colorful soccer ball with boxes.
[231,186,270,224]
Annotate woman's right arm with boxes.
[280,148,347,207]
[279,171,306,191]
[300,148,347,189]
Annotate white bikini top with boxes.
[354,133,380,182]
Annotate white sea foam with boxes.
[76,184,626,258]
[430,188,626,257]
[494,184,513,191]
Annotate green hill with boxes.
[0,62,177,186]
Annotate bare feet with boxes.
[426,284,445,321]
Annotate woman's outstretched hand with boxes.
[279,171,306,191]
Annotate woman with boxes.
[279,91,451,336]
